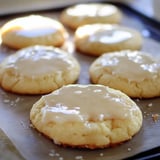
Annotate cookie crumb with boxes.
[127,147,131,151]
[152,114,159,122]
[75,155,83,160]
[15,97,20,103]
[49,149,63,159]
[29,123,34,128]
[48,149,55,157]
[20,121,25,127]
[55,153,60,157]
[100,153,104,156]
[3,99,10,103]
[10,101,15,106]
[49,152,55,157]
[147,103,153,107]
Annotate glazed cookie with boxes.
[0,15,68,49]
[0,45,80,94]
[30,84,143,149]
[75,24,142,56]
[90,50,160,98]
[60,3,122,29]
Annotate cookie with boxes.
[30,84,143,149]
[0,45,80,94]
[1,15,68,49]
[75,24,142,56]
[90,50,160,98]
[60,3,122,29]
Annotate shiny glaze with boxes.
[76,24,133,44]
[2,15,62,37]
[66,4,117,17]
[41,85,139,123]
[98,50,160,81]
[3,45,74,76]
[89,29,132,44]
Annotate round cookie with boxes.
[89,50,160,98]
[75,24,142,56]
[1,15,68,49]
[30,84,143,149]
[60,3,122,30]
[0,45,80,94]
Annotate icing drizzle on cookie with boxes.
[90,29,132,44]
[98,50,160,81]
[76,24,133,44]
[3,45,75,76]
[41,85,139,123]
[2,15,63,38]
[66,4,117,17]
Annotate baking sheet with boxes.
[0,3,160,160]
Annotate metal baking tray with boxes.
[0,2,160,160]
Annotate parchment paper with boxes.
[0,4,160,160]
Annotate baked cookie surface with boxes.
[30,84,143,149]
[90,50,160,98]
[1,15,68,49]
[61,3,122,29]
[0,45,80,94]
[75,24,142,56]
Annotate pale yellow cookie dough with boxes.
[1,15,68,49]
[75,24,142,56]
[0,45,80,94]
[61,3,122,29]
[90,50,160,98]
[30,84,143,149]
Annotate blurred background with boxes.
[0,0,159,21]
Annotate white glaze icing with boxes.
[89,26,132,44]
[2,15,62,38]
[66,4,117,17]
[41,85,139,123]
[89,29,132,44]
[3,45,74,76]
[99,51,160,81]
[76,24,133,44]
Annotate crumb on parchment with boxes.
[152,114,159,122]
